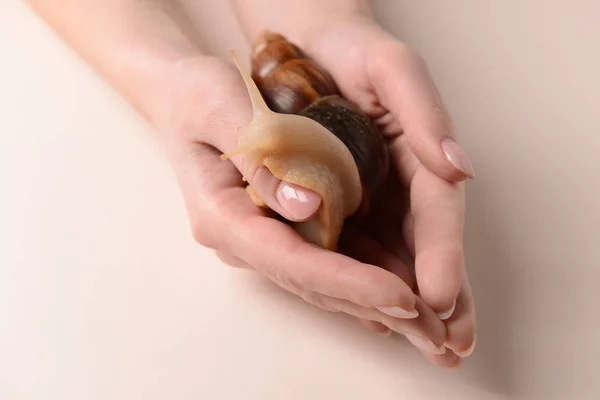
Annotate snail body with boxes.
[222,31,389,251]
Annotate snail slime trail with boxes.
[222,31,389,252]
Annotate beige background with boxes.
[2,1,599,399]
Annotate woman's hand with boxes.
[307,17,477,365]
[165,55,449,358]
[27,0,467,369]
[232,1,476,368]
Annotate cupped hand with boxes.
[162,55,449,360]
[296,16,477,367]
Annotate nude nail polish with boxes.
[437,300,456,321]
[377,306,419,319]
[441,138,475,179]
[456,334,476,357]
[276,182,321,220]
[405,333,447,355]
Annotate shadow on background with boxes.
[369,1,522,396]
[459,178,518,396]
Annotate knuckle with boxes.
[271,269,305,296]
[214,251,247,269]
[190,211,217,249]
[188,192,234,251]
[301,292,338,312]
[360,319,390,334]
[389,42,424,66]
[192,224,213,248]
[353,269,403,308]
[265,242,311,295]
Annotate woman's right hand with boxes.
[162,55,449,358]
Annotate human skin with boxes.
[26,0,475,368]
[229,0,476,366]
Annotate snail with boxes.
[221,31,389,251]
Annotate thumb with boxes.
[373,46,476,182]
[246,165,322,222]
[200,64,322,222]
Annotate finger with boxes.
[229,214,421,319]
[421,349,462,369]
[443,279,477,358]
[375,111,403,135]
[386,134,421,187]
[297,291,445,351]
[347,242,456,356]
[198,65,322,223]
[359,319,392,336]
[219,136,322,223]
[338,227,416,290]
[411,166,465,320]
[368,215,416,272]
[246,166,322,222]
[396,296,447,352]
[165,137,264,251]
[401,211,416,258]
[215,250,253,269]
[371,44,475,182]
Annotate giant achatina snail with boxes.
[221,31,389,251]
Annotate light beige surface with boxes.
[2,1,599,399]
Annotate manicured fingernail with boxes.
[276,182,321,220]
[405,333,446,355]
[455,334,476,357]
[441,138,475,179]
[377,306,419,319]
[437,300,456,321]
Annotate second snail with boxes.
[222,31,390,252]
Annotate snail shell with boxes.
[221,31,389,251]
[250,31,390,214]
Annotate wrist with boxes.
[154,54,250,143]
[295,13,377,56]
[125,45,218,136]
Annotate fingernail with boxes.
[377,306,419,319]
[455,334,476,358]
[437,300,456,321]
[441,138,475,179]
[276,182,321,220]
[405,333,447,355]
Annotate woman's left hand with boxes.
[306,17,477,367]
